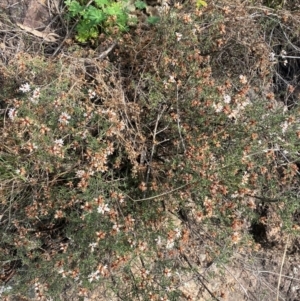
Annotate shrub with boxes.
[1,1,300,300]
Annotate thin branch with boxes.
[130,183,191,202]
[276,234,289,301]
[144,105,167,197]
[176,84,186,153]
[97,42,117,60]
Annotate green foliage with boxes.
[134,0,147,9]
[64,0,134,42]
[146,15,160,25]
[263,0,284,9]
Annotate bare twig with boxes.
[98,42,117,60]
[144,104,167,197]
[130,182,191,202]
[175,84,186,153]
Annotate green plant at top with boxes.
[64,0,149,42]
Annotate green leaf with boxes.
[147,16,160,24]
[94,0,109,7]
[65,0,83,16]
[85,6,105,24]
[75,22,98,42]
[196,0,207,8]
[105,3,124,16]
[134,0,147,9]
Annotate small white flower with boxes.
[240,98,251,109]
[223,94,231,104]
[29,88,40,103]
[281,121,289,134]
[59,112,71,125]
[269,52,276,62]
[174,228,181,239]
[27,142,38,153]
[29,97,38,104]
[175,32,182,42]
[76,170,85,178]
[168,75,176,83]
[242,171,249,185]
[112,223,122,232]
[89,242,97,253]
[239,75,247,84]
[54,139,64,147]
[32,88,40,99]
[8,108,17,120]
[228,108,241,120]
[88,89,96,99]
[155,236,162,246]
[88,270,99,283]
[280,50,287,58]
[97,203,110,214]
[19,83,31,93]
[213,102,223,113]
[166,239,174,249]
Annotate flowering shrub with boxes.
[1,1,300,300]
[0,51,187,300]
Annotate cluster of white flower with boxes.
[88,270,99,283]
[50,138,64,157]
[97,203,110,214]
[166,240,175,249]
[59,112,71,125]
[30,87,41,104]
[228,98,251,120]
[112,223,122,232]
[281,120,289,134]
[54,138,64,147]
[75,170,86,178]
[87,265,108,283]
[269,52,276,62]
[269,50,288,65]
[8,108,17,120]
[88,89,96,99]
[19,82,31,93]
[212,102,223,113]
[223,94,231,104]
[18,83,41,103]
[212,94,231,114]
